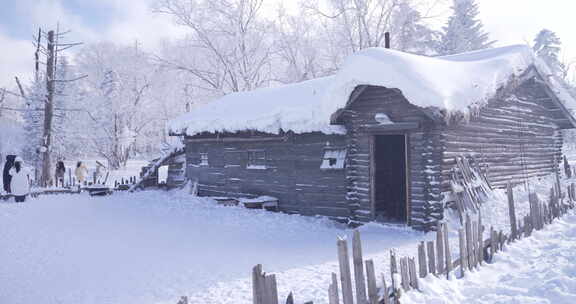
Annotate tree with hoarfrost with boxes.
[302,0,399,69]
[389,0,440,55]
[154,0,274,95]
[533,29,568,79]
[73,43,159,169]
[273,4,333,83]
[438,0,494,55]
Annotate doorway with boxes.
[373,135,407,223]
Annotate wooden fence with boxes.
[248,178,575,304]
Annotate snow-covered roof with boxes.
[168,45,576,136]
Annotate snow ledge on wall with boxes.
[168,44,576,137]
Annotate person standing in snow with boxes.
[9,157,30,202]
[3,154,16,193]
[75,161,88,185]
[55,161,66,187]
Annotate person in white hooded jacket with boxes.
[9,157,30,202]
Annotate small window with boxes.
[321,148,346,169]
[199,153,209,167]
[247,150,266,169]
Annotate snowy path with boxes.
[0,190,422,304]
[405,211,576,304]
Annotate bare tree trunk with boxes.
[42,30,55,187]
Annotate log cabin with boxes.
[168,45,576,231]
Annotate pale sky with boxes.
[0,0,575,88]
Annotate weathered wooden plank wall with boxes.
[185,132,350,218]
[441,78,565,192]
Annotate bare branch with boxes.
[53,75,88,83]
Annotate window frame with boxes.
[247,149,267,170]
[199,152,209,167]
[321,147,347,170]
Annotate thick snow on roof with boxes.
[169,45,576,136]
[169,76,345,135]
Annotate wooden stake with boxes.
[465,215,474,270]
[400,257,410,291]
[381,273,390,304]
[365,260,378,304]
[264,274,279,304]
[418,241,427,278]
[477,212,484,263]
[427,241,436,275]
[489,227,496,261]
[408,257,419,290]
[390,249,399,299]
[444,223,452,278]
[458,228,466,277]
[352,230,367,304]
[337,239,354,304]
[436,222,445,274]
[507,182,517,240]
[329,272,340,304]
[252,264,263,304]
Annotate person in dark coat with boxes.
[3,154,16,193]
[55,161,66,188]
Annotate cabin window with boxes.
[199,153,209,167]
[224,150,242,168]
[247,150,266,169]
[321,148,346,169]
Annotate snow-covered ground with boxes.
[0,189,422,304]
[0,175,574,304]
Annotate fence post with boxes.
[418,241,427,278]
[426,241,436,275]
[286,292,294,304]
[328,272,340,304]
[390,249,400,299]
[436,222,444,275]
[507,182,517,240]
[477,212,484,263]
[443,223,452,279]
[400,257,410,291]
[408,257,419,290]
[365,260,378,304]
[337,239,354,304]
[464,215,473,270]
[252,264,264,304]
[352,230,367,304]
[458,228,466,277]
[381,273,390,304]
[498,230,504,252]
[264,274,279,304]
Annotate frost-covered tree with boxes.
[389,0,440,55]
[438,0,495,55]
[21,78,45,173]
[73,43,159,169]
[273,4,332,83]
[302,0,399,69]
[154,0,274,94]
[533,29,567,78]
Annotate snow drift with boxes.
[168,45,576,136]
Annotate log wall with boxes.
[342,86,437,230]
[185,133,350,218]
[441,78,566,192]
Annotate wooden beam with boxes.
[360,122,420,133]
[186,136,288,143]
